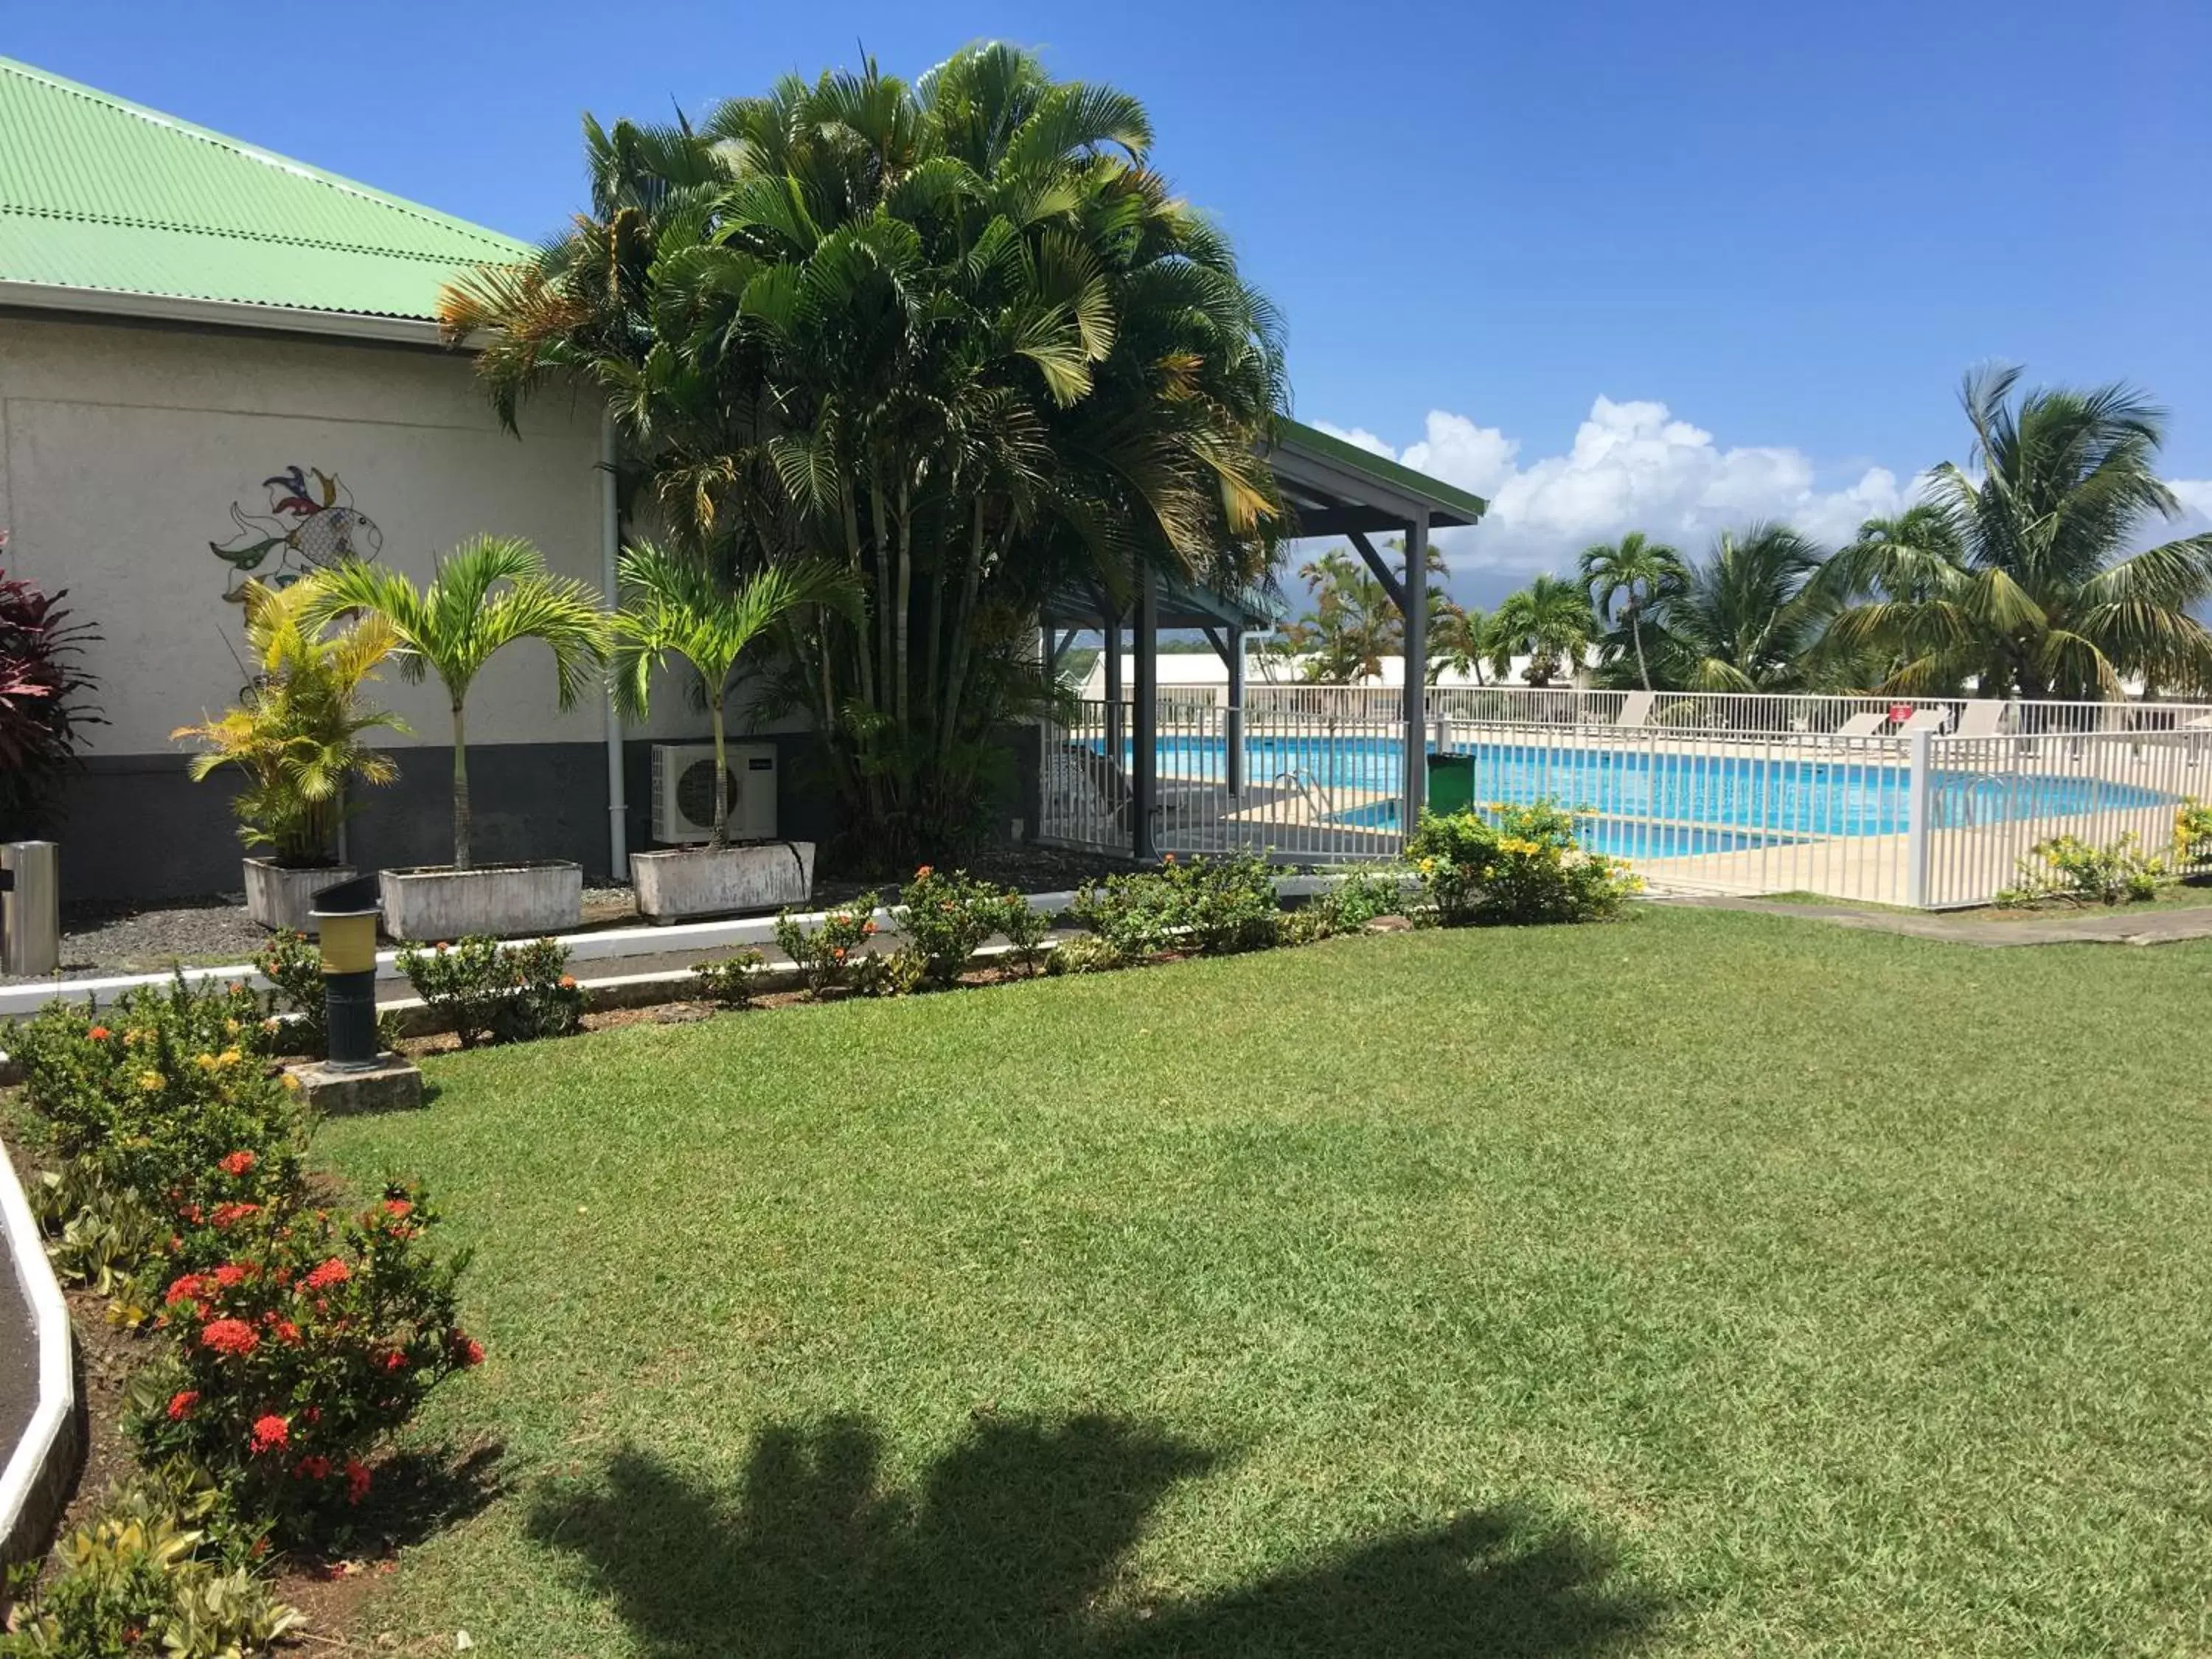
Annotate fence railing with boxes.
[1037,689,2212,907]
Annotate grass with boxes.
[315,906,2212,1657]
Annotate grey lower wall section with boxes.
[51,726,1042,904]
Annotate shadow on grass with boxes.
[526,1414,1655,1658]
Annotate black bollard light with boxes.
[308,874,382,1071]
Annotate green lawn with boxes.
[316,907,2212,1657]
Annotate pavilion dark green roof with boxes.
[0,55,529,321]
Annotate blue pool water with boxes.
[1108,734,2170,844]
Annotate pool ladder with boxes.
[1273,766,1337,820]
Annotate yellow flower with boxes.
[224,1018,241,1036]
[281,1074,302,1093]
[215,1048,242,1068]
[137,1071,164,1091]
[193,1052,219,1072]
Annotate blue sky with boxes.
[15,0,2210,601]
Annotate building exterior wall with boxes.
[0,310,635,899]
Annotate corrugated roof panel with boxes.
[0,55,529,321]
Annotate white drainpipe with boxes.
[600,412,627,883]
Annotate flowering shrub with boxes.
[1407,804,1639,926]
[997,895,1051,977]
[131,1178,478,1543]
[396,934,585,1047]
[1299,865,1414,939]
[1997,832,2165,907]
[773,892,883,998]
[891,866,1009,987]
[10,977,304,1225]
[1072,849,1281,958]
[691,947,765,1008]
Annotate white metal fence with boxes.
[1037,688,2212,908]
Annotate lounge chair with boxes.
[1613,689,1656,730]
[1951,700,2006,740]
[1895,707,1950,736]
[1832,711,1885,738]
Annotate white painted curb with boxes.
[0,1135,76,1565]
[0,877,1345,1023]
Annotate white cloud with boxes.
[1307,420,1397,459]
[1316,395,1914,588]
[2171,479,2212,529]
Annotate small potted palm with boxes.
[174,577,405,931]
[611,544,855,921]
[309,535,606,940]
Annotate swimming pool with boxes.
[1117,734,2172,839]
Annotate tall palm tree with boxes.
[1824,366,2212,699]
[439,46,1287,860]
[1487,575,1596,686]
[308,538,606,870]
[1578,532,1686,690]
[609,546,858,846]
[1644,524,1834,692]
[1427,602,1492,684]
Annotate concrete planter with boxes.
[631,841,815,923]
[243,858,353,933]
[378,861,582,942]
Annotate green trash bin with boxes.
[1426,751,1476,815]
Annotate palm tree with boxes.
[609,546,858,846]
[1644,524,1834,692]
[1487,575,1597,686]
[1824,366,2212,699]
[172,577,405,865]
[1427,603,1492,684]
[439,46,1287,860]
[1578,532,1685,690]
[309,538,605,870]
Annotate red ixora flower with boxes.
[294,1454,332,1481]
[248,1413,289,1454]
[268,1318,302,1344]
[380,1349,409,1374]
[166,1390,198,1422]
[914,865,933,879]
[87,1025,111,1040]
[213,1263,249,1288]
[451,1332,485,1368]
[558,974,578,990]
[345,1458,372,1504]
[164,1273,209,1307]
[381,1197,414,1220]
[201,1318,259,1357]
[218,1150,257,1178]
[210,1202,260,1228]
[302,1257,351,1291]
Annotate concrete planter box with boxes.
[378,861,582,942]
[245,858,354,933]
[631,841,815,923]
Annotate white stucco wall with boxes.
[0,312,652,757]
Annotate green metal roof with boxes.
[1274,417,1489,529]
[0,56,529,322]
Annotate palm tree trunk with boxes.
[451,698,472,872]
[938,509,988,767]
[1631,608,1652,690]
[709,689,729,851]
[894,474,913,728]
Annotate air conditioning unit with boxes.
[650,742,779,844]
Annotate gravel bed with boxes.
[0,846,1139,984]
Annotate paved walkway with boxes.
[1669,894,2212,948]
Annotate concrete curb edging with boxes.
[0,1135,80,1569]
[0,877,1348,1023]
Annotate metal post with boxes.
[0,841,59,977]
[1102,613,1124,783]
[1402,512,1430,836]
[1906,728,1932,909]
[1133,574,1159,859]
[1225,626,1246,799]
